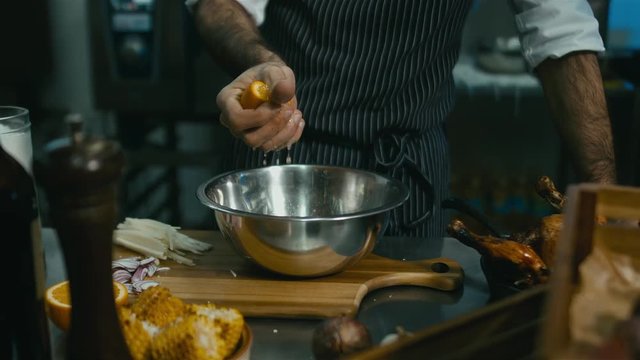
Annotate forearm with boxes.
[536,51,616,184]
[193,0,283,76]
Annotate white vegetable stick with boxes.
[115,227,173,253]
[114,238,167,260]
[114,229,167,249]
[122,219,183,252]
[171,248,187,256]
[113,230,167,259]
[168,229,174,251]
[124,218,212,254]
[167,251,195,266]
[113,235,167,260]
[126,218,171,232]
[120,219,168,240]
[171,235,200,253]
[172,232,212,252]
[114,218,212,265]
[182,235,212,251]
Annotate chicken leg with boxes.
[448,219,549,287]
[535,175,566,212]
[507,176,565,265]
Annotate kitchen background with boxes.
[1,0,639,234]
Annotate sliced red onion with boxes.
[112,256,165,294]
[113,269,132,283]
[131,266,149,283]
[146,264,158,277]
[132,280,159,293]
[124,283,134,294]
[156,267,170,272]
[139,257,158,267]
[112,257,141,272]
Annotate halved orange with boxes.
[45,280,128,332]
[239,80,271,109]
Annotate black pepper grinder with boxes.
[35,114,131,360]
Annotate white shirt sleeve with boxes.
[185,0,269,26]
[510,0,605,69]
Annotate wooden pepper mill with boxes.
[35,114,131,360]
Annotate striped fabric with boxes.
[229,0,472,238]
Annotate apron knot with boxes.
[372,130,435,230]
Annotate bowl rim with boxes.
[228,323,252,360]
[197,164,409,222]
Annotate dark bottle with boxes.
[0,144,51,359]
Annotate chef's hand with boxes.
[216,62,305,152]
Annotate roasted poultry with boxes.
[448,219,549,287]
[447,176,566,288]
[510,176,566,266]
[515,176,607,266]
[534,175,566,212]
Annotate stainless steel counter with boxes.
[44,229,490,360]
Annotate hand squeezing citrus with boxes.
[239,80,271,109]
[45,280,128,332]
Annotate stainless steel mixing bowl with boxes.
[197,164,409,277]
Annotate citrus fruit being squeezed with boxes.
[239,80,271,109]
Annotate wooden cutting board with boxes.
[113,230,464,319]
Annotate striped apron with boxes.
[228,0,472,239]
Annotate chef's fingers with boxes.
[287,116,305,148]
[277,113,305,151]
[260,110,304,152]
[219,92,288,128]
[219,107,292,149]
[241,108,297,151]
[260,63,296,105]
[223,64,271,95]
[216,63,298,149]
[216,85,242,116]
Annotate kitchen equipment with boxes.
[113,230,463,318]
[197,164,410,277]
[88,0,230,114]
[89,0,185,112]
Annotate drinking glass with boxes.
[0,106,33,174]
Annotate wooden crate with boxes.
[539,183,640,359]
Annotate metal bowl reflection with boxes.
[197,165,409,277]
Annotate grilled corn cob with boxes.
[118,306,156,360]
[121,286,245,359]
[131,286,186,327]
[150,315,227,360]
[188,304,244,358]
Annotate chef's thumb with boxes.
[265,65,296,105]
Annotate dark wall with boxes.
[0,0,52,106]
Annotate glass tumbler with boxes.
[0,106,33,174]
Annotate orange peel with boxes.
[45,280,128,332]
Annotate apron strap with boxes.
[302,128,436,230]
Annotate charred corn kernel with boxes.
[239,80,270,109]
[131,286,186,327]
[118,306,154,360]
[150,315,227,360]
[188,304,244,358]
